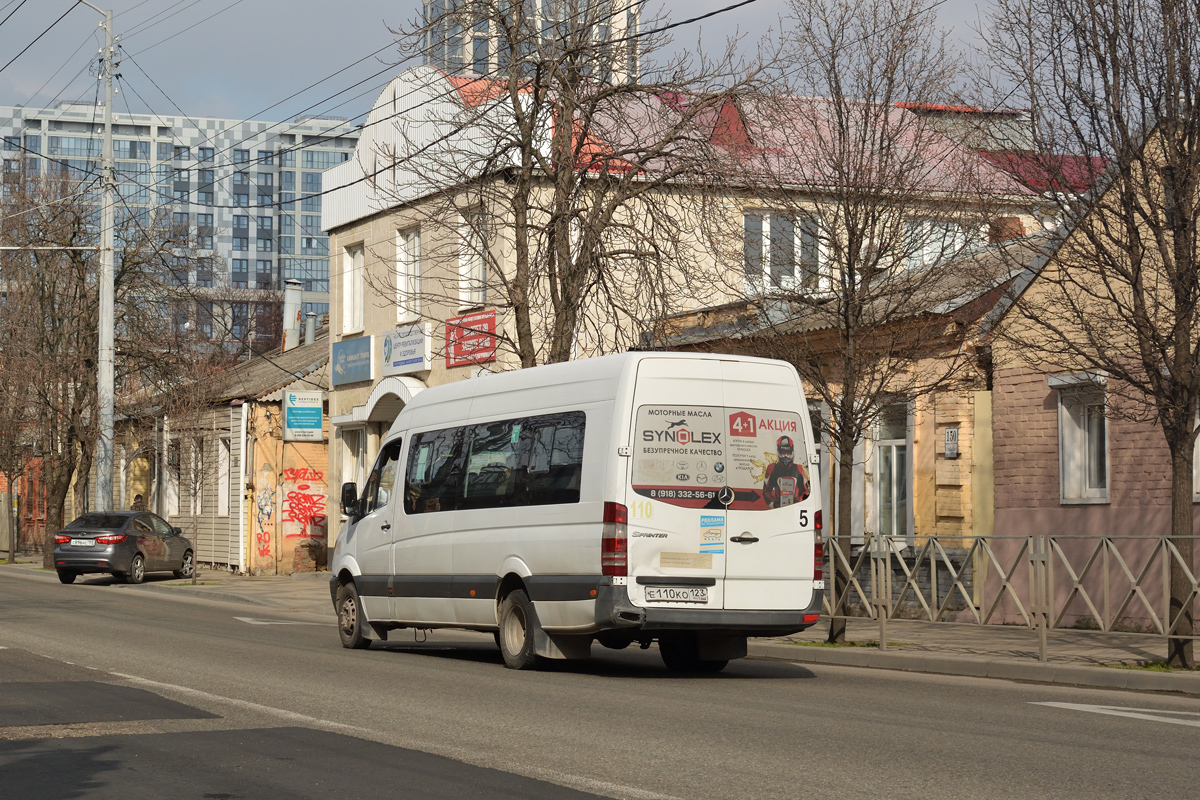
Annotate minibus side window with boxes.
[461,420,522,508]
[403,427,465,514]
[524,412,585,505]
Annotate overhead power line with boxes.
[0,1,80,78]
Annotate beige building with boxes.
[319,67,1045,542]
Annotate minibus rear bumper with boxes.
[594,579,822,637]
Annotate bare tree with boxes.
[372,0,770,366]
[0,168,255,567]
[982,0,1200,668]
[713,0,1027,642]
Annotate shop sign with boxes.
[283,389,324,442]
[445,310,498,368]
[382,324,432,376]
[331,336,373,386]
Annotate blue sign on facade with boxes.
[331,336,373,386]
[283,389,324,442]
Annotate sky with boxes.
[0,0,992,124]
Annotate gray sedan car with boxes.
[53,511,194,584]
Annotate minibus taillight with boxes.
[601,502,628,577]
[813,510,823,582]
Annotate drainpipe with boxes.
[237,400,249,574]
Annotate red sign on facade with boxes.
[445,310,498,368]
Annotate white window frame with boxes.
[342,245,364,334]
[1052,373,1110,504]
[459,211,486,308]
[875,401,913,541]
[166,440,180,518]
[190,440,203,516]
[1192,406,1200,501]
[903,219,976,270]
[217,437,231,517]
[396,227,421,323]
[743,209,828,297]
[339,426,367,516]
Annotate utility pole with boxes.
[79,2,117,512]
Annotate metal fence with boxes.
[823,534,1200,661]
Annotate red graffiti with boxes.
[283,482,327,538]
[283,468,324,482]
[256,530,272,558]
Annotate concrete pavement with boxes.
[6,558,1199,696]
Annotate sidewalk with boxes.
[752,618,1200,696]
[5,558,1199,694]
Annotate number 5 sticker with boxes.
[798,509,809,527]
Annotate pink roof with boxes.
[978,150,1108,194]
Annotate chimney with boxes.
[304,312,317,345]
[282,279,303,352]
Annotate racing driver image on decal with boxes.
[763,435,810,508]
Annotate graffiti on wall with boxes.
[255,463,276,560]
[282,467,327,541]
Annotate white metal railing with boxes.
[822,534,1200,661]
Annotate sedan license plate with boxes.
[70,538,94,547]
[644,586,708,603]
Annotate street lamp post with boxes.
[79,2,117,512]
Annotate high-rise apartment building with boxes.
[422,0,640,82]
[0,103,358,329]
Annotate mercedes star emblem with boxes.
[717,486,735,506]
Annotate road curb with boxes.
[747,641,1200,696]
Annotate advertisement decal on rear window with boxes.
[632,405,810,510]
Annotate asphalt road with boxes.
[0,568,1197,800]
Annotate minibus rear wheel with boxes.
[498,589,539,669]
[337,581,371,649]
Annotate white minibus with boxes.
[329,351,824,671]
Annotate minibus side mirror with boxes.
[340,482,359,518]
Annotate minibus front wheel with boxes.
[498,589,539,670]
[336,581,371,650]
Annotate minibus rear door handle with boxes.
[381,523,391,531]
[730,533,759,544]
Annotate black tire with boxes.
[498,590,539,670]
[57,570,77,585]
[336,582,371,649]
[122,554,146,585]
[492,630,502,650]
[173,550,194,579]
[659,633,728,674]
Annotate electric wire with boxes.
[0,1,81,78]
[0,0,29,31]
[128,0,246,57]
[120,0,655,211]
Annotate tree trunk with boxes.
[1167,443,1196,669]
[827,435,856,643]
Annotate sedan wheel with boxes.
[123,554,146,585]
[173,550,194,579]
[57,570,78,585]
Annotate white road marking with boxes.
[233,616,329,626]
[520,767,686,800]
[1032,702,1200,727]
[111,672,683,799]
[110,672,369,734]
